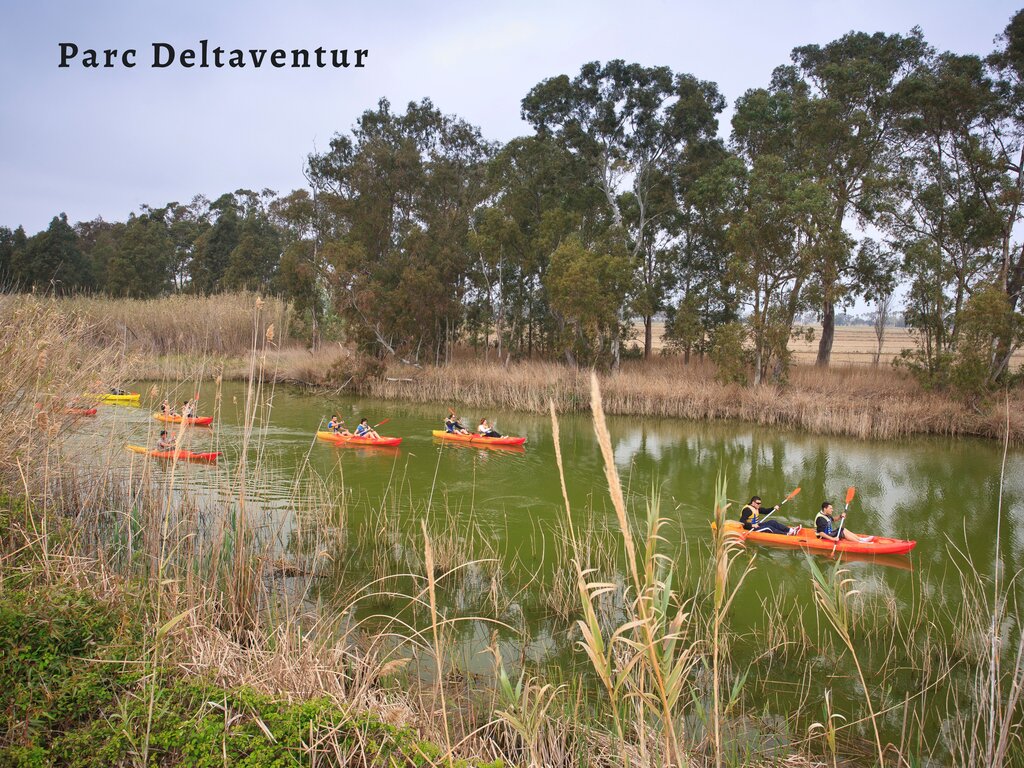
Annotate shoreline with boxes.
[144,351,1024,444]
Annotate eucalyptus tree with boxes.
[787,30,928,366]
[882,51,1005,379]
[521,60,725,362]
[729,70,848,384]
[272,189,328,348]
[307,98,493,363]
[664,143,743,362]
[189,193,241,294]
[468,134,602,359]
[881,10,1024,387]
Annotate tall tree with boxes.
[307,98,493,363]
[522,60,725,362]
[788,30,928,366]
[12,214,92,293]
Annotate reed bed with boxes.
[371,357,1024,443]
[34,292,291,355]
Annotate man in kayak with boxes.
[815,502,873,544]
[328,414,351,436]
[160,400,177,416]
[156,430,177,451]
[740,496,801,536]
[478,418,503,438]
[445,411,469,435]
[355,418,381,439]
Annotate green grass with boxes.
[0,578,502,768]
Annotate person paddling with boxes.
[156,430,177,451]
[327,414,351,436]
[445,410,469,435]
[160,399,176,416]
[355,418,381,439]
[740,495,801,536]
[478,417,503,438]
[815,501,873,544]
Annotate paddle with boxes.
[832,486,856,555]
[371,418,390,430]
[754,485,801,527]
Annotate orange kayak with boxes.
[127,445,221,464]
[66,407,97,416]
[316,430,403,447]
[155,413,213,426]
[721,520,916,555]
[431,430,526,446]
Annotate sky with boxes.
[1,0,1021,234]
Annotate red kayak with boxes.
[316,431,403,447]
[431,430,527,446]
[127,445,221,464]
[65,407,97,416]
[721,520,916,555]
[155,413,214,427]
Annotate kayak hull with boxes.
[722,520,916,555]
[155,413,214,426]
[66,408,97,416]
[431,430,526,446]
[91,392,141,403]
[127,445,221,464]
[316,431,403,447]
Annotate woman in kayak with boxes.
[355,418,381,439]
[815,502,873,544]
[156,430,177,451]
[160,400,176,416]
[181,400,197,419]
[327,414,351,436]
[445,410,469,435]
[478,418,502,438]
[740,496,801,536]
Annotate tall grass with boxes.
[38,292,291,355]
[372,357,1024,443]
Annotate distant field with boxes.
[631,322,1024,367]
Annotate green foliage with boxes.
[10,215,93,293]
[709,321,751,385]
[0,581,499,768]
[544,235,632,366]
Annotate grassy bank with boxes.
[0,522,496,767]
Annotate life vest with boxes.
[740,504,759,527]
[815,512,834,536]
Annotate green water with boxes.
[78,381,1024,757]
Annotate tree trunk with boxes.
[816,302,835,367]
[644,315,653,359]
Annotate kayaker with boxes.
[156,430,176,451]
[478,418,503,438]
[110,386,127,396]
[815,502,873,544]
[355,418,381,439]
[327,414,351,436]
[182,400,196,418]
[740,496,801,536]
[160,400,177,416]
[445,410,469,435]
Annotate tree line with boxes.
[1,10,1022,394]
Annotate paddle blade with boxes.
[374,418,391,428]
[785,486,802,502]
[845,486,856,505]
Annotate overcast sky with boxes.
[1,0,1020,234]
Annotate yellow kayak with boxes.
[89,392,141,403]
